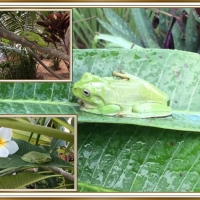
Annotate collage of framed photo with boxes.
[0,2,200,200]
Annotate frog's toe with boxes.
[112,71,118,76]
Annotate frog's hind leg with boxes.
[130,101,172,118]
[112,70,135,81]
[113,71,127,80]
[81,105,121,115]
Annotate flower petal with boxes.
[0,127,12,141]
[0,145,9,157]
[4,140,19,155]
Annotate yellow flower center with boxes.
[0,137,5,147]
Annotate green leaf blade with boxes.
[102,8,143,46]
[95,33,142,49]
[131,8,160,48]
[185,9,199,52]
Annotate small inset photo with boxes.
[0,115,76,191]
[0,10,71,81]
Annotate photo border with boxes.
[0,8,72,82]
[0,2,200,199]
[0,114,77,193]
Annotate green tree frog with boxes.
[21,151,52,164]
[72,71,172,118]
[21,31,47,47]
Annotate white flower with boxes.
[0,127,19,158]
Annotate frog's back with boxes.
[104,78,169,105]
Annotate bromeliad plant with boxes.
[0,117,75,189]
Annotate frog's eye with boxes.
[83,89,90,97]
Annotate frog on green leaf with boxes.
[21,151,52,164]
[72,71,172,118]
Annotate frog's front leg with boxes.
[129,101,172,118]
[81,105,121,115]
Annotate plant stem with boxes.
[0,118,74,142]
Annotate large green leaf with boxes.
[72,48,200,132]
[185,8,199,52]
[78,123,200,192]
[157,8,171,33]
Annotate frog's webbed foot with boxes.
[131,101,172,118]
[114,113,124,117]
[81,105,121,116]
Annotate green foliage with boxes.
[0,172,59,189]
[73,8,200,53]
[78,123,200,192]
[72,48,200,192]
[0,117,74,189]
[73,8,133,49]
[49,57,62,71]
[0,11,70,79]
[0,49,37,79]
[0,11,36,34]
[0,46,200,191]
[0,12,39,79]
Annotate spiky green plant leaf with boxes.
[131,8,160,48]
[185,8,199,52]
